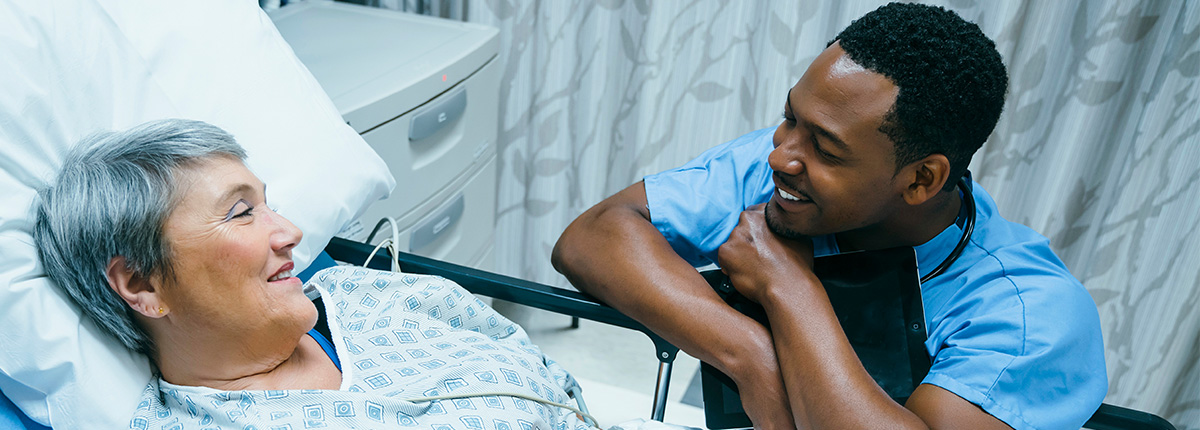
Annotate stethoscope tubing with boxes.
[919,178,976,284]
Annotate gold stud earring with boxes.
[157,307,164,315]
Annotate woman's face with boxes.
[156,155,312,350]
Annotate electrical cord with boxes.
[364,217,402,272]
[361,218,599,428]
[403,391,599,428]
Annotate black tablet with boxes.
[699,246,930,429]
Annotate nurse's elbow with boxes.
[555,184,651,281]
[551,212,588,276]
[550,234,573,275]
[552,202,619,278]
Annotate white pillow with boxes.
[0,1,395,428]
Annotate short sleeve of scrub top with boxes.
[914,197,1108,430]
[643,126,778,266]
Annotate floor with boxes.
[492,300,708,429]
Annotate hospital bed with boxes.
[0,0,1175,428]
[317,238,1177,430]
[0,236,1179,430]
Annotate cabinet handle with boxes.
[409,87,467,141]
[409,193,465,251]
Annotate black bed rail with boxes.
[1085,403,1177,430]
[325,237,667,340]
[325,238,1179,428]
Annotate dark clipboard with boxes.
[699,246,931,429]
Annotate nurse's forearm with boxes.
[551,183,794,429]
[760,270,928,429]
[552,183,758,373]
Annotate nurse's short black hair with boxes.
[832,2,1008,190]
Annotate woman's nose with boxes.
[267,208,303,253]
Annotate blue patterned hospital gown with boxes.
[128,267,592,430]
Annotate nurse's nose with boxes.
[769,134,807,176]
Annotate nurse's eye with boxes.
[225,199,255,221]
[812,137,840,162]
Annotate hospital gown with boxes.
[128,267,592,430]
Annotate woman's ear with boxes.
[901,154,952,206]
[106,256,168,318]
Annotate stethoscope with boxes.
[919,176,976,284]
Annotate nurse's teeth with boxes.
[778,188,803,201]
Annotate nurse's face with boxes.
[156,156,312,349]
[766,42,908,241]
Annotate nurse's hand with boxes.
[717,203,815,304]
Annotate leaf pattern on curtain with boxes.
[972,2,1200,426]
[457,0,1199,426]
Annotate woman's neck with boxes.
[153,329,341,391]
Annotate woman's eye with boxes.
[781,112,796,124]
[225,199,255,221]
[233,207,254,218]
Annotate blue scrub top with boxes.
[644,126,1107,430]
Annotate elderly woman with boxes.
[34,119,591,429]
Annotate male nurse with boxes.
[553,3,1107,429]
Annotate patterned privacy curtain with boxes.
[456,0,1199,426]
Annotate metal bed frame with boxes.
[323,237,1177,430]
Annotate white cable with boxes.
[403,391,599,428]
[363,217,402,272]
[363,219,594,426]
[364,238,392,268]
[387,216,400,272]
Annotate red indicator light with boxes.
[442,74,447,82]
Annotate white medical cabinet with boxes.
[269,1,500,270]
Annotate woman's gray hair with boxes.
[33,118,247,357]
